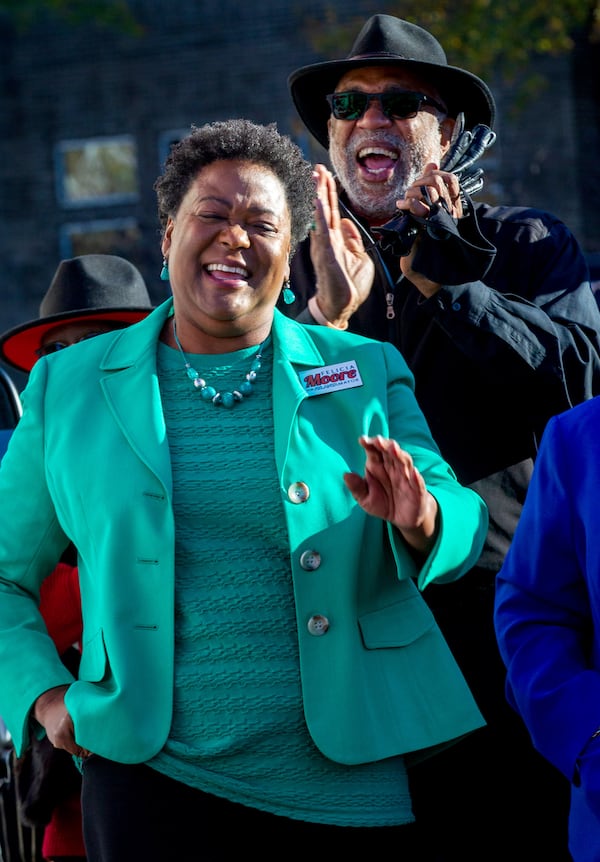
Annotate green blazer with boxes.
[0,300,487,765]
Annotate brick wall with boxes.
[0,0,598,390]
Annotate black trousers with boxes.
[81,757,424,862]
[409,571,573,862]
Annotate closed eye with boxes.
[197,214,278,234]
[252,221,278,234]
[195,212,226,221]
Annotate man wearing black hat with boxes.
[287,14,600,861]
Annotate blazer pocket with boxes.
[77,628,108,682]
[358,595,436,648]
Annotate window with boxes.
[55,135,139,207]
[59,217,143,263]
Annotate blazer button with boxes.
[307,614,329,636]
[288,481,310,503]
[299,550,321,571]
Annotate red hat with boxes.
[0,254,153,373]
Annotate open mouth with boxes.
[357,146,398,179]
[205,263,250,285]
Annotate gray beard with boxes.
[329,129,444,224]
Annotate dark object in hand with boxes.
[373,210,422,258]
[14,646,82,828]
[373,119,496,260]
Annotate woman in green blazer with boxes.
[0,120,487,861]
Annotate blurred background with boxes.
[0,0,599,389]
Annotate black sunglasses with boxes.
[326,90,446,122]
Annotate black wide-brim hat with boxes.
[0,254,154,373]
[288,14,496,149]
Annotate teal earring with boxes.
[282,280,295,305]
[160,258,170,282]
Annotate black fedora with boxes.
[0,254,153,373]
[288,14,496,149]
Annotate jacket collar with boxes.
[99,298,173,371]
[98,298,325,372]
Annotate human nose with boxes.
[218,221,250,248]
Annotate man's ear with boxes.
[440,117,456,157]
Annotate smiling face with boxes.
[161,159,292,350]
[328,66,455,225]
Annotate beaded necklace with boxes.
[172,318,269,408]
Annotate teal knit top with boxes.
[149,338,412,827]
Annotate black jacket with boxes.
[287,200,600,571]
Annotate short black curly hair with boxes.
[154,119,315,254]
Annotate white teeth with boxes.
[357,147,398,160]
[206,263,248,277]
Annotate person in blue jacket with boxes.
[0,119,487,861]
[495,395,600,862]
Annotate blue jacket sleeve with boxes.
[494,402,600,780]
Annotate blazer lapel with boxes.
[271,310,324,474]
[99,300,174,494]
